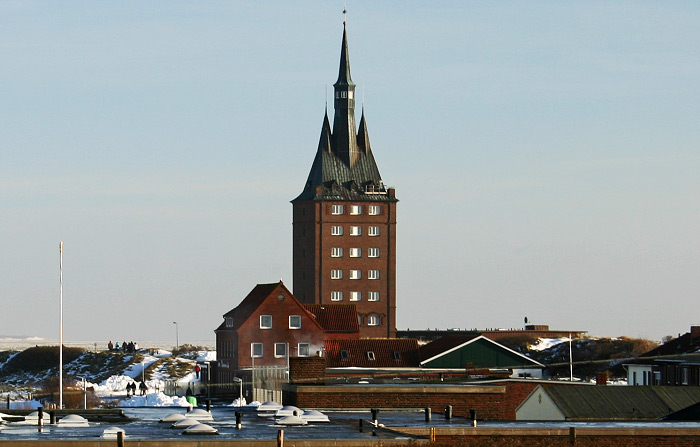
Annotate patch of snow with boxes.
[195,351,216,362]
[530,338,571,352]
[119,392,190,407]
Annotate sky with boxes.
[2,1,698,345]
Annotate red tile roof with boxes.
[324,339,420,367]
[304,304,359,333]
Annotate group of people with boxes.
[107,340,140,353]
[125,381,148,397]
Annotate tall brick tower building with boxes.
[292,25,397,338]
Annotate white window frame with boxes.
[331,269,343,279]
[368,270,380,280]
[350,226,362,236]
[368,248,380,258]
[349,291,361,301]
[331,204,344,215]
[368,226,380,236]
[251,343,263,358]
[331,247,343,257]
[368,205,381,215]
[349,247,361,258]
[349,270,361,280]
[331,225,343,236]
[274,343,287,358]
[368,316,380,326]
[260,315,272,329]
[350,205,363,215]
[368,291,380,302]
[297,343,310,357]
[331,291,343,301]
[289,315,301,329]
[225,317,233,327]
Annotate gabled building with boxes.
[516,384,700,421]
[418,335,545,378]
[292,24,397,338]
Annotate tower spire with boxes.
[332,23,358,167]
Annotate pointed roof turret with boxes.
[293,25,395,204]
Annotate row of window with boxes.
[331,205,381,216]
[331,247,380,258]
[259,315,302,330]
[331,225,380,236]
[331,291,380,302]
[330,269,380,280]
[251,342,310,358]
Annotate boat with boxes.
[159,413,186,423]
[182,423,218,435]
[102,427,126,439]
[171,418,200,429]
[276,415,307,426]
[185,408,213,421]
[57,414,89,427]
[256,401,282,416]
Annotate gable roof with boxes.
[526,384,700,420]
[419,335,544,369]
[216,282,323,333]
[304,304,359,333]
[324,339,419,368]
[645,329,700,357]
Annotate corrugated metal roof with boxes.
[542,384,700,420]
[304,304,359,333]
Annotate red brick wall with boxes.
[289,357,326,384]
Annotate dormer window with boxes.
[367,351,376,361]
[225,317,233,327]
[341,350,349,360]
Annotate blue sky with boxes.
[2,1,698,344]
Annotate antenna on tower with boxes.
[343,2,347,26]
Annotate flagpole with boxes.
[59,242,64,409]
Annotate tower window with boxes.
[350,226,361,236]
[349,247,361,258]
[368,226,380,236]
[331,205,344,215]
[331,291,343,301]
[368,270,380,280]
[368,205,381,215]
[349,291,361,301]
[331,225,343,236]
[368,316,380,326]
[368,291,380,302]
[331,247,343,257]
[225,317,233,327]
[349,270,361,280]
[331,269,343,280]
[350,205,362,215]
[368,248,380,258]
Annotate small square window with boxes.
[350,205,363,215]
[368,270,380,280]
[368,226,380,236]
[331,225,343,236]
[349,291,361,301]
[331,291,343,301]
[350,226,362,236]
[349,270,361,280]
[331,269,343,279]
[298,343,310,357]
[368,316,380,326]
[275,343,287,358]
[368,248,380,258]
[369,205,381,215]
[331,247,343,257]
[251,343,263,358]
[289,315,301,329]
[349,248,361,258]
[368,291,379,301]
[260,315,272,329]
[331,205,344,215]
[367,351,376,360]
[225,317,234,327]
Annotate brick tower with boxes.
[292,24,397,338]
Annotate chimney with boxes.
[596,372,608,385]
[690,326,700,343]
